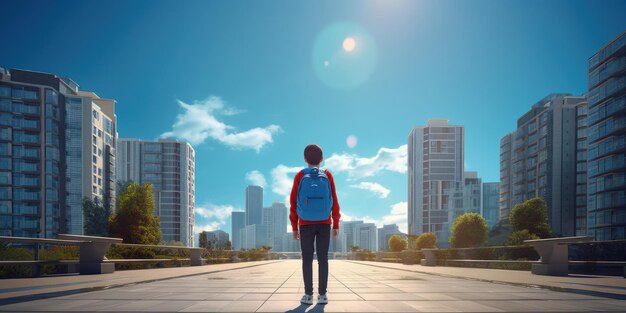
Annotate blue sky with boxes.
[2,0,625,237]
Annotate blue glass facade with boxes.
[0,68,116,238]
[587,31,626,240]
[0,81,49,238]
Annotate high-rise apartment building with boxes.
[460,172,482,219]
[408,119,464,245]
[499,94,587,236]
[499,132,515,221]
[231,211,246,250]
[377,224,404,251]
[245,185,263,226]
[575,101,589,236]
[66,91,117,235]
[587,31,626,240]
[116,138,195,246]
[482,182,500,228]
[0,68,116,238]
[340,220,363,252]
[358,223,377,251]
[262,202,287,251]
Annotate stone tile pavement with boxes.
[1,260,625,312]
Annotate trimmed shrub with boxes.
[450,213,488,248]
[508,229,539,246]
[416,232,437,250]
[388,234,407,252]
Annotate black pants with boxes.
[299,224,330,296]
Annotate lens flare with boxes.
[343,37,356,52]
[346,135,358,148]
[312,22,378,90]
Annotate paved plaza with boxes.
[1,260,626,312]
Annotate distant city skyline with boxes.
[1,0,625,238]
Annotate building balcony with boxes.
[588,56,626,90]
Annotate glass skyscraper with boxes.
[231,211,246,250]
[482,182,500,229]
[587,31,626,240]
[245,185,263,226]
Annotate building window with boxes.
[0,85,10,97]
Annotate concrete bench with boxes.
[524,236,592,276]
[57,234,123,275]
[1,234,122,275]
[420,248,438,266]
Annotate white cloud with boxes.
[195,203,236,220]
[161,96,281,152]
[323,145,407,180]
[270,164,302,204]
[381,202,408,234]
[245,170,267,188]
[194,222,221,234]
[350,182,390,198]
[194,203,240,235]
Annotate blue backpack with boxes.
[297,167,333,221]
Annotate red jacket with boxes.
[289,168,341,231]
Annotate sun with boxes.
[343,37,356,52]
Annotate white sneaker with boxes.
[300,294,313,305]
[317,294,328,304]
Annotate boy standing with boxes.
[289,144,341,305]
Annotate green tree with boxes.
[108,182,161,244]
[509,198,551,238]
[83,197,111,236]
[508,229,540,246]
[388,234,407,252]
[486,218,513,246]
[350,246,360,252]
[449,213,488,248]
[416,232,437,250]
[198,231,209,249]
